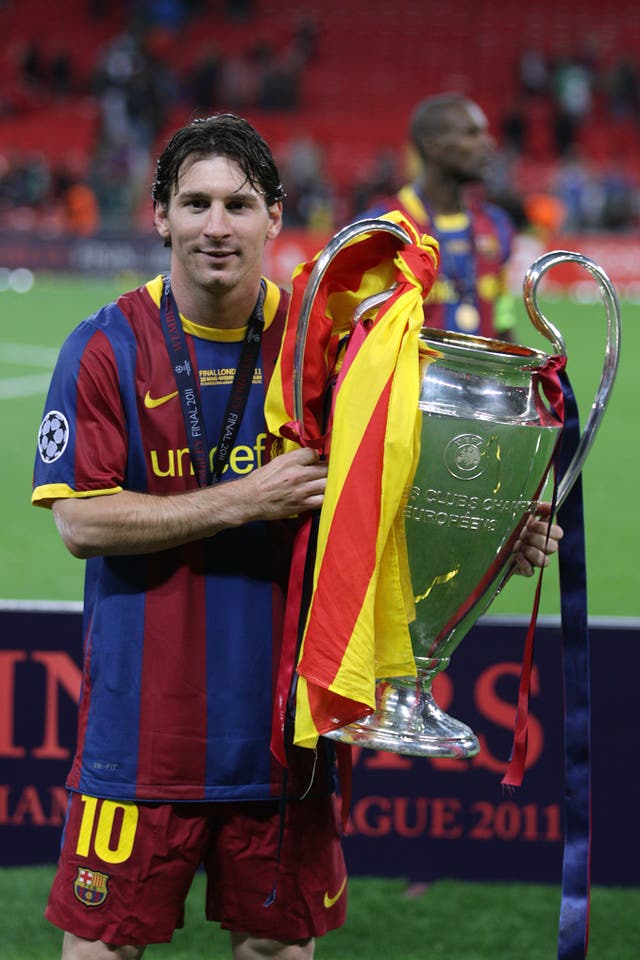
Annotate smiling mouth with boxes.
[203,250,236,259]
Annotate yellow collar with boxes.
[146,275,280,341]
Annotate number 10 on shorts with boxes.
[75,795,139,864]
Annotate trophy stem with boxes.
[324,668,480,758]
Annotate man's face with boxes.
[431,102,495,183]
[153,154,282,297]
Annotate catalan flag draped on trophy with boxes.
[265,211,440,759]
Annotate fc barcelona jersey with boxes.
[32,276,334,803]
[363,184,515,339]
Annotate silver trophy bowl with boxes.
[294,221,621,757]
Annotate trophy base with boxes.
[323,681,480,758]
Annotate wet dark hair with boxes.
[409,93,475,160]
[151,113,286,209]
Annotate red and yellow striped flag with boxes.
[266,211,440,755]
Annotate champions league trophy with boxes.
[294,220,620,758]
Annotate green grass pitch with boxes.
[1,867,639,959]
[1,272,637,617]
[0,272,637,956]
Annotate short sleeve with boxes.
[32,322,127,507]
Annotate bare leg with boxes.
[230,932,314,960]
[62,932,146,959]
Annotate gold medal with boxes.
[455,302,480,331]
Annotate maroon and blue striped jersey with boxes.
[32,276,334,802]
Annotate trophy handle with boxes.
[522,250,621,507]
[293,218,411,429]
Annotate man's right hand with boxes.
[245,447,328,521]
[51,448,328,559]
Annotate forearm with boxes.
[51,447,327,559]
[53,481,261,558]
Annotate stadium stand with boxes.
[2,0,640,232]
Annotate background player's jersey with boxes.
[32,276,333,802]
[363,184,515,338]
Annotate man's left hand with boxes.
[513,501,564,578]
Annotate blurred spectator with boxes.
[188,47,224,112]
[552,152,604,229]
[501,99,528,154]
[50,50,74,96]
[518,45,550,97]
[17,41,76,99]
[19,41,46,90]
[84,25,180,227]
[225,0,253,19]
[552,106,576,157]
[292,14,319,64]
[599,166,638,230]
[350,148,400,216]
[126,47,176,145]
[0,150,51,210]
[88,138,151,228]
[63,180,100,235]
[219,51,259,109]
[132,0,190,30]
[484,147,530,230]
[0,151,98,234]
[552,58,594,119]
[603,56,640,120]
[549,42,597,156]
[254,41,303,111]
[523,192,567,237]
[91,30,176,148]
[280,135,335,229]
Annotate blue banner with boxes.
[1,603,638,885]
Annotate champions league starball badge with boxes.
[37,410,70,463]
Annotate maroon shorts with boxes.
[45,792,347,946]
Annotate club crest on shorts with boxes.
[73,867,109,907]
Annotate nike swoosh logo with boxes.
[323,876,347,909]
[144,389,179,409]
